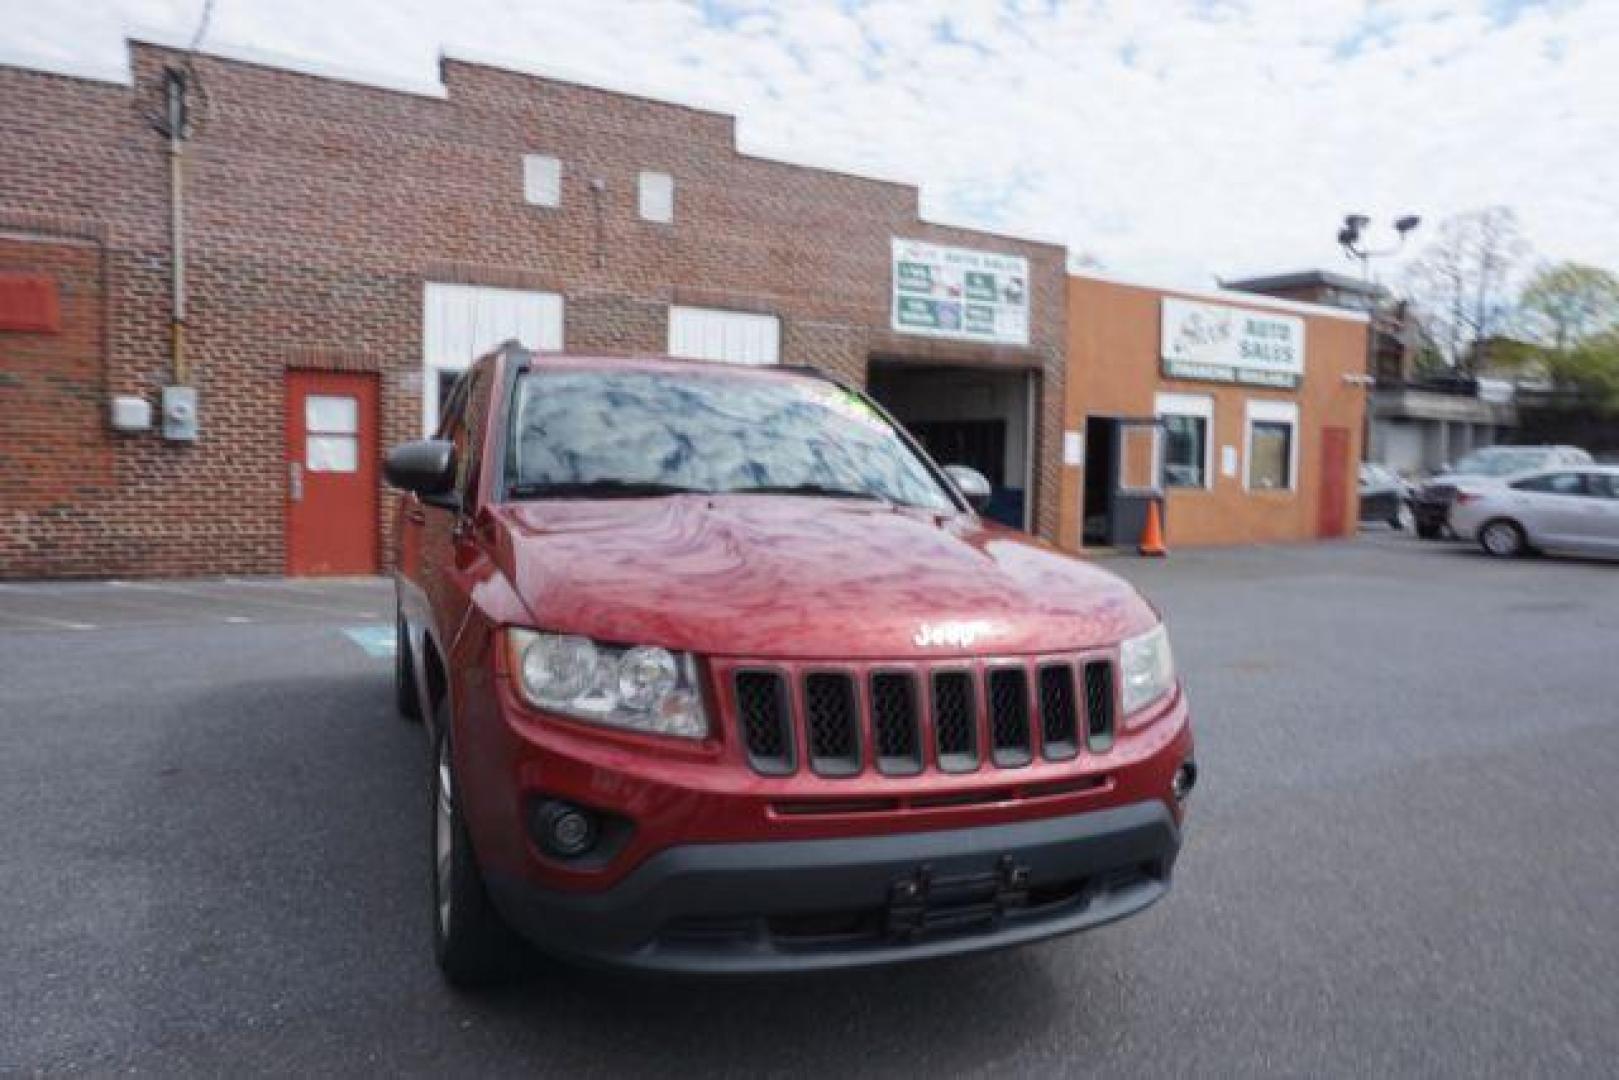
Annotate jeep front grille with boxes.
[930,670,978,772]
[722,653,1123,779]
[734,670,794,775]
[804,672,861,776]
[1038,663,1079,759]
[988,667,1032,767]
[870,672,922,775]
[1082,659,1116,752]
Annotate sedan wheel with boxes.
[1480,520,1525,558]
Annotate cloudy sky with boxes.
[4,0,1616,287]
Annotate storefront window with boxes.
[1249,421,1293,490]
[1162,414,1208,488]
[1155,392,1213,490]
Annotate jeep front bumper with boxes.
[485,799,1181,974]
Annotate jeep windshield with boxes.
[504,368,957,511]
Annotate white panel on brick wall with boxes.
[422,283,563,433]
[639,171,674,223]
[668,306,780,366]
[523,154,561,207]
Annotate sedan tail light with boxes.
[1454,491,1481,506]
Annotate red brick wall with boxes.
[0,232,120,576]
[0,45,1065,578]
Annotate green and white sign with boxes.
[892,238,1030,346]
[1160,297,1305,389]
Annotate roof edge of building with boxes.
[437,45,727,115]
[0,30,1070,259]
[127,26,449,98]
[1069,269,1371,324]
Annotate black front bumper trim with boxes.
[485,800,1182,974]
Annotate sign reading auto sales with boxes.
[892,239,1030,346]
[1160,297,1305,389]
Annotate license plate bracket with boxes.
[885,855,1032,941]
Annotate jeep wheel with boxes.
[1479,519,1526,558]
[430,703,517,987]
[395,611,421,722]
[1415,521,1442,541]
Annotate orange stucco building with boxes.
[1060,273,1370,551]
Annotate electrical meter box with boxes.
[161,385,199,442]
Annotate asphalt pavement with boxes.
[2,535,1617,1076]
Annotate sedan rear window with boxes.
[504,369,955,510]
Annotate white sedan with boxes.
[1449,465,1619,558]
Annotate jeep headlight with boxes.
[1119,623,1176,716]
[506,629,708,739]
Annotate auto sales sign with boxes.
[892,239,1030,346]
[1160,298,1305,389]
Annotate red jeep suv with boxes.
[387,344,1195,984]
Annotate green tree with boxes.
[1510,262,1619,405]
[1518,262,1619,353]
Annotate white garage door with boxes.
[668,305,780,366]
[422,283,563,433]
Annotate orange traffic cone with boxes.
[1138,500,1167,557]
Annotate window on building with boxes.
[1155,392,1213,489]
[668,305,780,365]
[1245,400,1298,491]
[305,395,359,473]
[639,170,674,223]
[523,155,561,207]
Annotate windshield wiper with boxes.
[727,483,887,501]
[508,480,707,499]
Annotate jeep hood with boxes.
[494,497,1158,660]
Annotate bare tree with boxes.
[1402,206,1530,373]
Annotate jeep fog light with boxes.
[507,629,709,739]
[1172,761,1198,803]
[534,800,598,858]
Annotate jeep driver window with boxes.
[456,366,491,498]
[506,370,955,511]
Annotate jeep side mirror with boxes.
[944,464,993,513]
[385,439,456,498]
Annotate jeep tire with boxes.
[395,610,422,722]
[430,700,519,987]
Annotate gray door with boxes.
[1510,472,1590,548]
[1581,472,1619,554]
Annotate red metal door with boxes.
[285,371,379,575]
[1317,425,1351,539]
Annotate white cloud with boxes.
[3,0,1617,287]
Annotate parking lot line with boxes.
[0,609,98,631]
[113,580,379,619]
[343,625,397,658]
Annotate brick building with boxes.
[0,37,1064,578]
[1063,273,1369,549]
